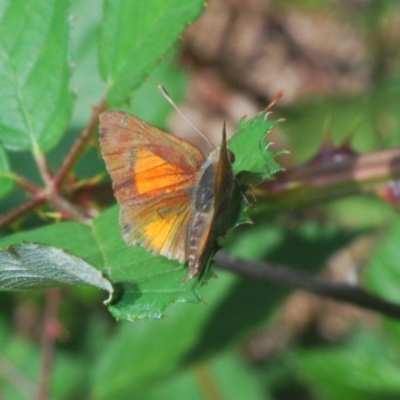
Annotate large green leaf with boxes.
[91,272,239,399]
[0,0,72,152]
[144,351,270,400]
[93,206,201,320]
[294,331,400,399]
[122,49,188,127]
[0,222,103,267]
[98,0,204,105]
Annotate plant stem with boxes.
[37,288,61,400]
[260,147,400,208]
[214,251,400,320]
[46,191,92,225]
[54,98,108,188]
[0,197,47,229]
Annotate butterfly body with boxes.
[99,110,234,280]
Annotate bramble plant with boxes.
[2,1,400,399]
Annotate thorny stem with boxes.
[260,147,400,208]
[215,251,400,320]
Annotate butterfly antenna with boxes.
[158,85,215,150]
[263,90,285,112]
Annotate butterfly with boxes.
[99,110,235,281]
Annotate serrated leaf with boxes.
[0,243,113,299]
[98,0,204,105]
[227,113,283,225]
[0,0,72,151]
[93,206,201,320]
[0,144,13,197]
[229,113,284,182]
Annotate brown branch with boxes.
[214,251,400,320]
[54,98,108,188]
[0,197,47,230]
[13,175,43,196]
[46,191,92,225]
[37,288,61,400]
[261,147,400,207]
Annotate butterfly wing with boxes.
[99,110,205,263]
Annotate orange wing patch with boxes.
[99,111,205,263]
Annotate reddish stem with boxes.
[261,147,400,206]
[0,197,47,229]
[37,288,61,400]
[54,98,108,188]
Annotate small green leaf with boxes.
[98,0,204,105]
[0,0,72,151]
[229,113,284,183]
[0,243,113,299]
[227,113,284,225]
[0,145,13,197]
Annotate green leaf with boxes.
[226,113,284,226]
[92,273,239,399]
[98,0,204,105]
[0,243,113,298]
[0,322,87,399]
[0,221,104,268]
[230,113,284,183]
[365,216,400,303]
[294,330,400,399]
[0,0,72,152]
[145,351,270,400]
[93,206,201,320]
[122,49,188,127]
[0,145,13,197]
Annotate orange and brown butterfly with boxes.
[99,110,235,281]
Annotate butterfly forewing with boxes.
[99,110,205,262]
